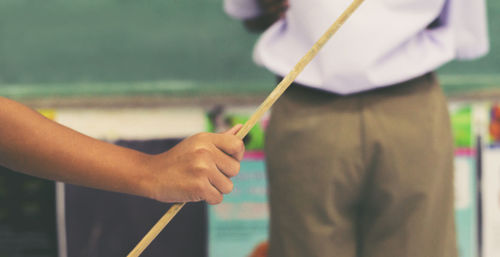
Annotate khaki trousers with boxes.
[265,73,457,257]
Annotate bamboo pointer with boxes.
[127,0,365,256]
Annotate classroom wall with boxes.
[0,1,499,256]
[0,0,498,99]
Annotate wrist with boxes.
[124,151,157,200]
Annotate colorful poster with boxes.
[209,153,269,257]
[450,104,475,148]
[450,103,479,257]
[482,104,500,257]
[206,106,268,151]
[454,149,478,257]
[488,104,500,146]
[482,147,500,257]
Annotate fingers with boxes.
[224,124,243,136]
[209,170,234,195]
[188,154,230,205]
[152,131,245,205]
[213,148,241,178]
[192,151,235,195]
[189,176,224,205]
[212,132,245,161]
[191,134,241,176]
[201,131,243,204]
[204,184,224,205]
[198,148,237,196]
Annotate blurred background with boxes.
[0,0,498,99]
[0,0,273,100]
[0,0,499,257]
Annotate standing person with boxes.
[0,96,245,205]
[224,0,489,256]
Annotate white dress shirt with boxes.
[224,0,489,94]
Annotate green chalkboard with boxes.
[0,0,498,98]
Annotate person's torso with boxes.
[252,0,488,94]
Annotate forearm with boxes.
[0,97,245,204]
[0,97,151,198]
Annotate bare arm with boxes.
[0,97,244,204]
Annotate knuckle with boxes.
[193,146,211,158]
[192,162,209,175]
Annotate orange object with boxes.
[490,105,500,141]
[248,242,269,257]
[493,105,500,120]
[490,122,500,141]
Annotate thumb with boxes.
[224,124,243,136]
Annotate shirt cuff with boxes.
[224,0,262,20]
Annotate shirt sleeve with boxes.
[223,0,261,20]
[451,0,489,59]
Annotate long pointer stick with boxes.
[127,0,364,256]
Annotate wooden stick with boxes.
[127,202,185,257]
[127,1,364,256]
[235,0,365,139]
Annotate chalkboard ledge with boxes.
[1,75,499,108]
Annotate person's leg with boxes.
[265,85,365,257]
[358,73,457,257]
